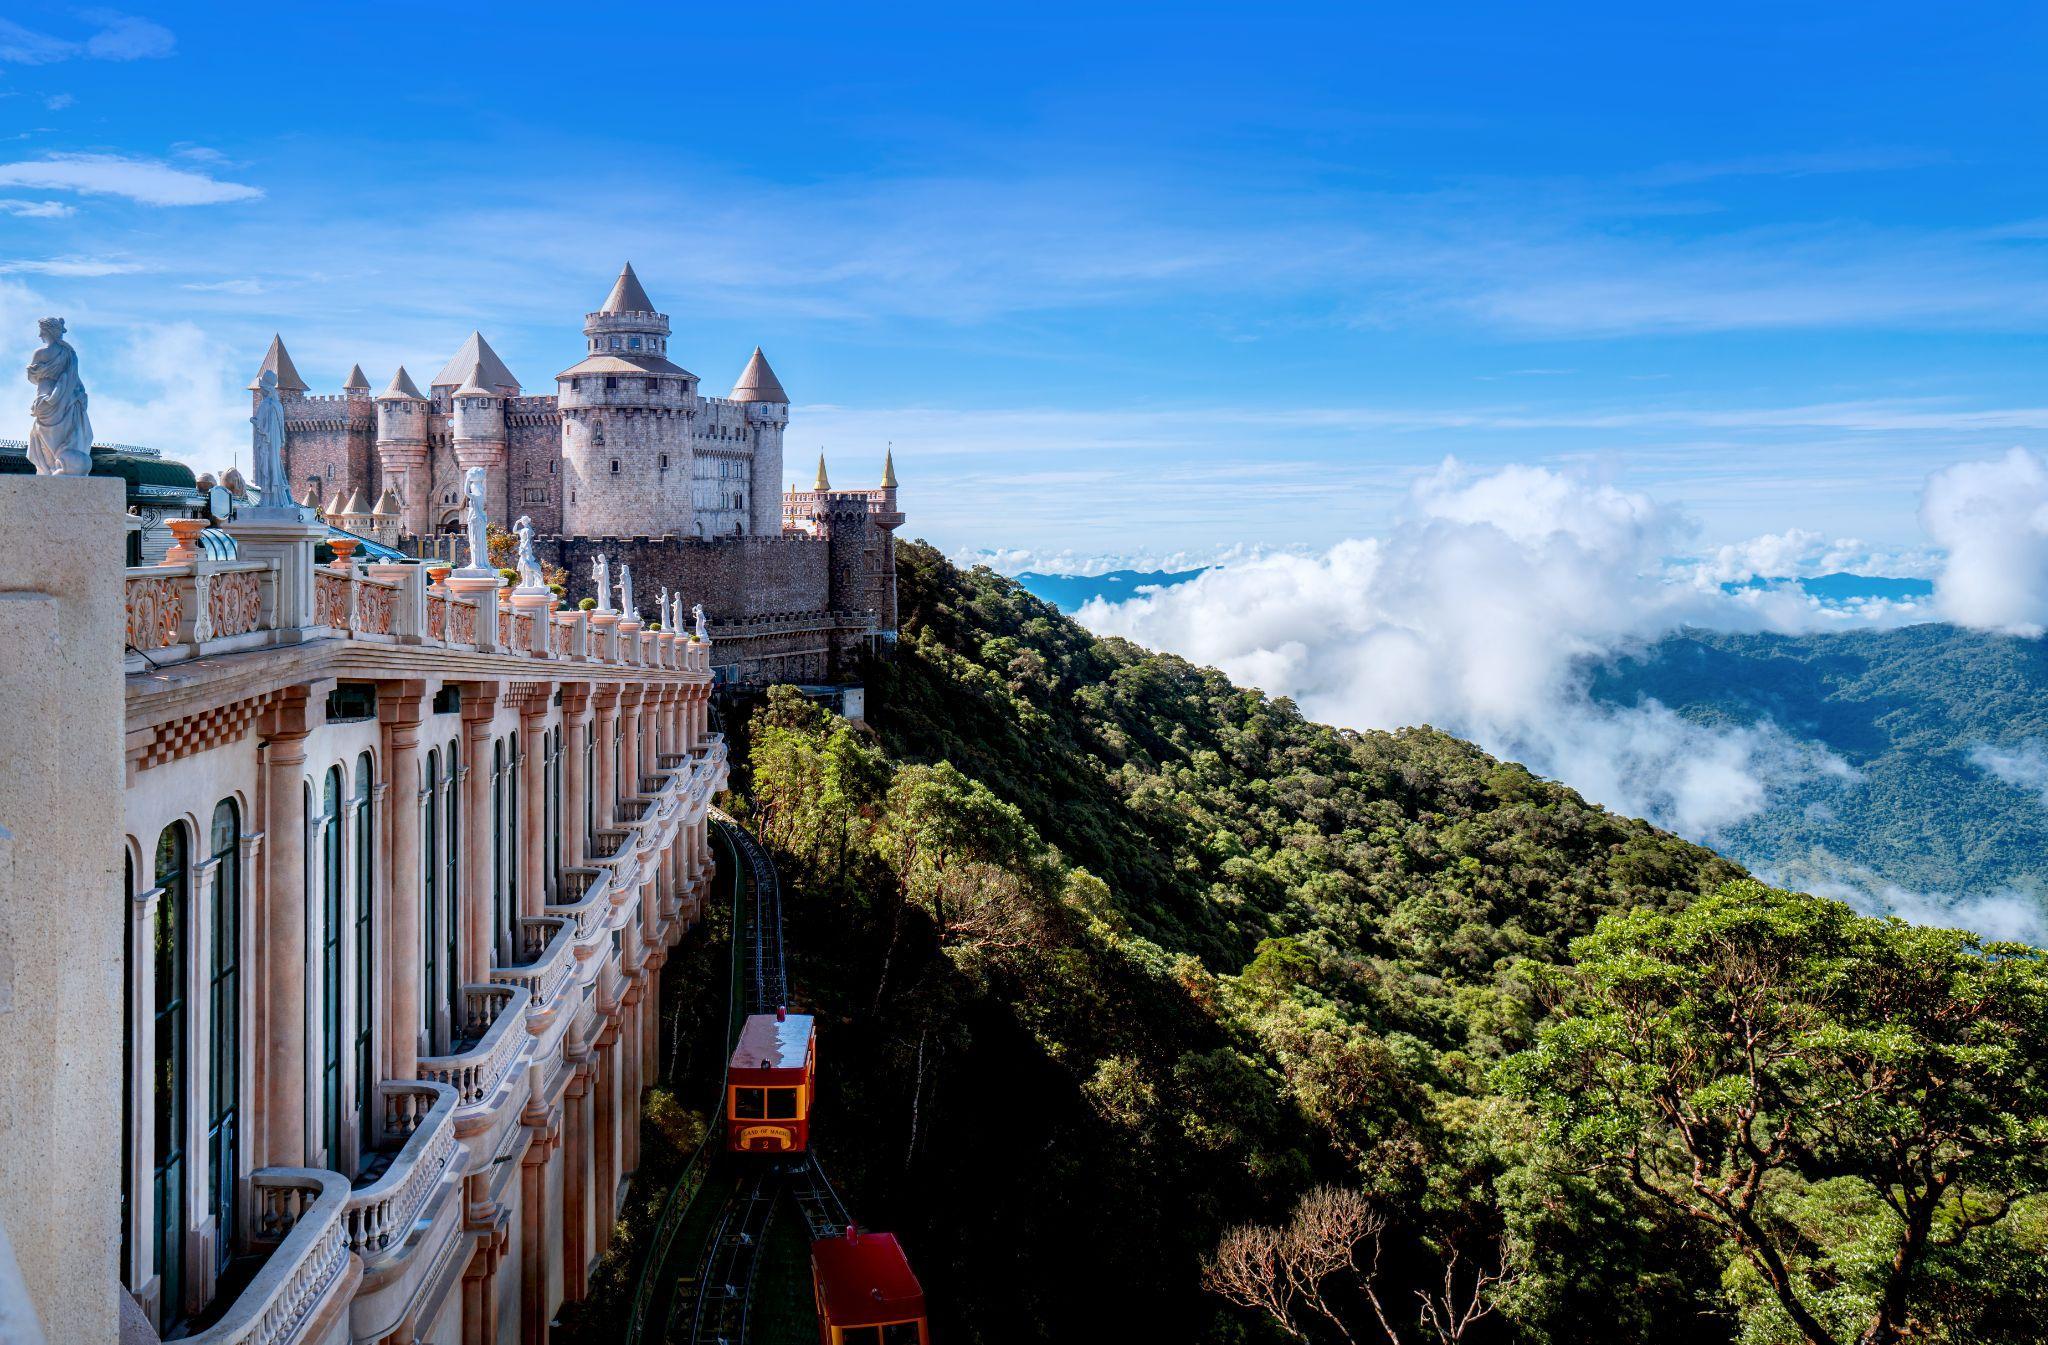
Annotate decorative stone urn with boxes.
[329,537,360,572]
[162,517,208,565]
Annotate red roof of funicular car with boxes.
[812,1227,926,1328]
[729,1008,814,1081]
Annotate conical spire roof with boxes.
[430,332,519,392]
[342,488,371,517]
[248,334,308,392]
[297,481,319,509]
[814,452,830,492]
[324,491,346,517]
[729,346,788,403]
[373,486,402,516]
[881,448,897,489]
[378,366,426,401]
[599,261,657,315]
[343,363,371,391]
[453,359,493,398]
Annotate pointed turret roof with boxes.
[373,486,402,516]
[298,482,320,509]
[814,452,831,492]
[599,262,657,315]
[729,346,787,403]
[378,366,426,401]
[342,488,371,517]
[453,359,493,398]
[430,332,519,392]
[248,334,308,392]
[343,363,371,391]
[881,448,897,489]
[324,491,346,517]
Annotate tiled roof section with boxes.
[728,346,787,403]
[599,261,657,315]
[430,332,519,392]
[248,334,308,392]
[554,352,693,380]
[378,366,427,401]
[453,360,493,398]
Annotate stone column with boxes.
[259,687,314,1166]
[517,691,547,919]
[618,686,642,804]
[562,1062,590,1299]
[459,683,499,982]
[561,685,590,871]
[377,681,426,1080]
[592,687,619,835]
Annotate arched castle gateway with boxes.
[261,264,900,685]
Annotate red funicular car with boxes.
[811,1226,929,1345]
[725,1007,816,1153]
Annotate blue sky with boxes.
[5,3,2048,565]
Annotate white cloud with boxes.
[0,154,260,207]
[43,92,74,111]
[0,12,172,65]
[1971,740,2048,810]
[0,256,146,277]
[1077,459,1872,840]
[1690,527,1943,584]
[1787,870,2047,947]
[0,199,74,218]
[180,278,263,295]
[1922,448,2048,636]
[84,320,248,471]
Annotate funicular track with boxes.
[629,802,848,1345]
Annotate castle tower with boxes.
[373,366,431,538]
[557,263,698,537]
[729,347,789,538]
[451,360,510,525]
[342,364,371,399]
[248,334,308,396]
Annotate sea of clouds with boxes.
[1075,448,2048,939]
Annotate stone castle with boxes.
[263,263,902,684]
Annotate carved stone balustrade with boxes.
[343,1081,459,1260]
[416,985,530,1112]
[489,916,577,1015]
[182,1169,353,1345]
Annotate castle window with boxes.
[523,486,546,503]
[659,454,669,470]
[610,459,620,474]
[605,377,618,390]
[646,379,658,394]
[628,336,641,350]
[609,338,620,350]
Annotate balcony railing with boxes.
[587,826,629,859]
[343,1081,459,1258]
[490,915,577,1013]
[183,1169,352,1345]
[614,796,650,825]
[417,984,531,1110]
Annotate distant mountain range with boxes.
[1018,566,2043,918]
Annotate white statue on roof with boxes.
[512,515,545,591]
[617,562,637,621]
[657,584,670,629]
[249,368,288,505]
[671,592,684,634]
[692,602,708,641]
[591,554,614,613]
[25,316,93,476]
[460,465,491,574]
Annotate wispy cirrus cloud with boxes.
[0,153,260,206]
[0,199,74,218]
[0,11,173,65]
[0,255,147,277]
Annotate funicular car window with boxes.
[734,1087,765,1118]
[882,1324,921,1344]
[840,1329,882,1345]
[766,1087,799,1119]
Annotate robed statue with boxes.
[26,316,93,476]
[657,585,670,629]
[513,515,545,590]
[250,368,288,504]
[592,555,614,613]
[617,563,637,620]
[692,602,708,641]
[462,466,489,572]
[671,593,685,634]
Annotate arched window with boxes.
[584,730,595,842]
[319,767,343,1167]
[492,740,505,969]
[507,731,520,962]
[352,755,375,1151]
[422,750,439,1045]
[445,738,461,1031]
[206,801,240,1277]
[152,822,190,1328]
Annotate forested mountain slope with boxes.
[726,542,2048,1345]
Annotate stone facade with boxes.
[0,496,729,1344]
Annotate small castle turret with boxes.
[730,346,790,538]
[374,366,430,538]
[557,263,698,537]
